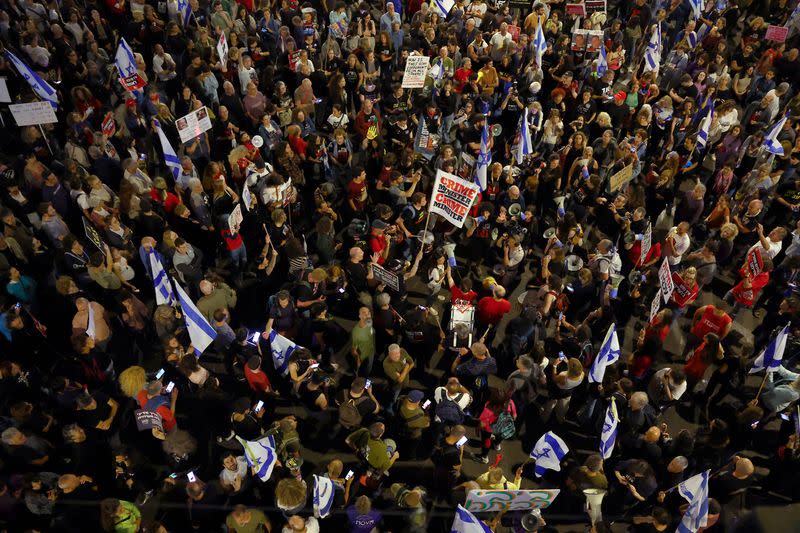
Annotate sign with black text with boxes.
[430,169,480,228]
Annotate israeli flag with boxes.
[687,30,698,49]
[534,22,547,66]
[599,398,618,459]
[696,104,714,151]
[313,475,336,519]
[588,323,620,383]
[267,329,298,375]
[475,121,491,191]
[235,435,277,482]
[677,471,710,533]
[644,25,662,73]
[530,431,569,477]
[596,43,608,78]
[153,119,182,179]
[177,0,193,26]
[515,108,533,164]
[148,251,175,306]
[689,0,703,20]
[4,50,58,108]
[115,38,139,81]
[764,113,789,156]
[450,504,493,533]
[430,0,454,17]
[750,325,789,374]
[86,302,96,339]
[172,279,217,355]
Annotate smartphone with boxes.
[422,399,431,409]
[365,379,372,389]
[456,435,468,448]
[165,381,175,393]
[249,331,260,345]
[338,287,346,293]
[558,351,566,361]
[138,153,146,160]
[187,471,197,482]
[169,473,178,479]
[751,420,759,429]
[558,312,564,321]
[566,285,574,292]
[780,413,790,421]
[345,470,354,480]
[309,363,320,370]
[156,368,165,380]
[254,400,264,413]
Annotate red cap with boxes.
[125,98,137,108]
[614,91,627,100]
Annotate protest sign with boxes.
[217,32,229,64]
[372,263,400,292]
[119,72,146,91]
[464,489,561,512]
[402,55,430,88]
[430,169,480,228]
[571,29,588,51]
[9,101,58,126]
[566,3,586,16]
[766,25,789,42]
[584,0,606,12]
[0,77,10,103]
[414,119,438,159]
[650,290,661,322]
[102,112,116,137]
[746,248,763,278]
[134,409,164,432]
[458,153,476,181]
[83,218,106,255]
[587,30,604,53]
[508,25,521,42]
[176,106,213,143]
[640,223,652,266]
[671,272,695,307]
[228,204,243,231]
[659,258,673,303]
[609,164,634,192]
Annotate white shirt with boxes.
[667,228,690,265]
[219,456,248,485]
[238,66,258,94]
[153,53,177,81]
[748,237,782,260]
[433,387,472,422]
[22,44,51,67]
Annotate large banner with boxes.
[402,55,430,88]
[430,169,480,228]
[464,489,561,512]
[176,106,213,143]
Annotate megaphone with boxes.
[610,273,624,299]
[508,203,522,217]
[583,488,607,525]
[491,124,503,137]
[442,242,457,267]
[554,195,566,218]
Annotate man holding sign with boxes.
[429,169,481,228]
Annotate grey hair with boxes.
[62,423,83,443]
[1,427,21,445]
[387,343,400,353]
[630,391,649,409]
[516,355,533,369]
[375,292,391,307]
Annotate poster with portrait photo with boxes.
[586,30,604,53]
[571,30,588,52]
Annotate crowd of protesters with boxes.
[1,0,800,531]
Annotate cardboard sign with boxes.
[658,257,673,303]
[640,223,652,266]
[119,73,146,91]
[609,164,634,192]
[402,55,431,88]
[765,24,789,43]
[228,204,243,231]
[0,77,10,103]
[746,247,763,277]
[83,218,106,255]
[430,169,480,228]
[9,101,58,126]
[102,112,116,137]
[584,0,606,13]
[217,32,229,63]
[176,106,213,143]
[566,2,586,15]
[464,489,561,513]
[134,409,164,432]
[650,289,661,322]
[372,263,400,292]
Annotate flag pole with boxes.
[755,372,770,401]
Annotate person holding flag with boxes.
[676,470,710,533]
[515,106,533,165]
[153,119,182,179]
[172,279,217,355]
[530,431,570,477]
[599,398,618,459]
[588,324,620,384]
[475,120,492,191]
[4,50,59,108]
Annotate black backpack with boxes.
[435,393,465,425]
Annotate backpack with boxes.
[491,410,516,441]
[435,393,465,425]
[338,395,369,429]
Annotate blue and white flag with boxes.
[530,431,569,477]
[450,504,493,533]
[750,324,789,373]
[475,121,491,191]
[588,323,620,383]
[596,43,608,78]
[115,38,145,90]
[599,398,618,459]
[764,113,789,155]
[644,24,662,73]
[153,119,182,179]
[267,329,299,375]
[689,0,703,20]
[313,475,336,519]
[696,104,714,151]
[177,0,193,26]
[4,50,58,108]
[148,251,175,306]
[515,107,533,164]
[687,30,698,49]
[235,435,277,482]
[534,22,547,66]
[430,0,454,17]
[677,470,710,533]
[86,301,96,339]
[172,279,217,355]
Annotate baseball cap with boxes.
[407,390,424,403]
[614,91,627,100]
[372,219,388,230]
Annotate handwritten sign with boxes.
[372,263,400,292]
[650,289,661,322]
[176,106,213,143]
[766,25,789,43]
[659,257,673,303]
[464,489,561,513]
[228,204,243,231]
[9,101,58,126]
[430,169,480,228]
[402,55,430,88]
[609,164,634,192]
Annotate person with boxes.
[226,505,271,533]
[99,498,141,533]
[383,343,415,409]
[346,495,382,533]
[351,307,376,377]
[345,422,399,478]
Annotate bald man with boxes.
[711,456,755,504]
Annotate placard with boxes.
[134,409,164,432]
[9,101,58,126]
[609,164,634,192]
[584,0,606,13]
[571,29,588,51]
[566,2,586,15]
[228,204,243,231]
[458,153,476,181]
[372,263,400,292]
[658,257,673,303]
[102,112,116,137]
[119,73,146,91]
[650,289,661,322]
[402,55,430,88]
[640,223,652,266]
[765,25,789,43]
[587,30,604,53]
[217,31,229,63]
[176,106,213,143]
[508,25,521,42]
[0,77,10,103]
[746,247,763,277]
[430,169,480,228]
[83,217,106,255]
[464,489,561,513]
[414,118,438,159]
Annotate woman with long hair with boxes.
[475,387,516,463]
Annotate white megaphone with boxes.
[442,242,458,267]
[583,488,607,525]
[508,203,522,217]
[610,273,624,299]
[554,195,567,218]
